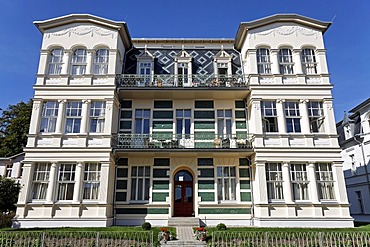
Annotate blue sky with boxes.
[0,0,369,121]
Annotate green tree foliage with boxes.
[0,100,32,157]
[0,176,21,212]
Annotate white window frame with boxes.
[93,49,109,75]
[71,48,87,75]
[216,166,236,202]
[31,163,51,200]
[48,48,63,75]
[83,163,101,200]
[261,101,278,133]
[290,164,309,201]
[135,109,150,135]
[316,163,335,200]
[40,101,59,133]
[301,48,317,74]
[257,48,272,74]
[266,163,284,201]
[176,109,191,139]
[307,101,325,133]
[5,163,13,177]
[130,166,151,202]
[57,164,76,201]
[89,101,106,133]
[284,102,301,133]
[217,109,232,139]
[279,48,294,74]
[65,101,82,133]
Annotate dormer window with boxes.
[48,48,63,75]
[217,63,228,75]
[71,48,87,75]
[136,48,154,86]
[174,48,192,87]
[214,48,232,78]
[139,62,151,75]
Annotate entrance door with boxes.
[174,170,193,217]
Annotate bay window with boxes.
[290,164,309,200]
[89,101,106,133]
[57,164,76,200]
[83,163,101,200]
[40,101,58,133]
[65,101,82,133]
[31,163,51,200]
[261,101,278,132]
[266,163,284,200]
[48,48,63,75]
[316,163,335,200]
[284,102,301,133]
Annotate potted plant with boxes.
[158,227,172,243]
[194,227,207,241]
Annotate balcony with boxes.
[112,133,253,151]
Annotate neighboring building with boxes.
[0,152,24,180]
[14,13,353,228]
[337,99,370,223]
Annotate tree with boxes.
[0,176,21,212]
[0,100,32,157]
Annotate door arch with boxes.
[173,170,193,217]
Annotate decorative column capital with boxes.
[276,98,285,104]
[82,99,91,104]
[58,99,67,104]
[300,99,309,104]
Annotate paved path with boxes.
[176,226,194,241]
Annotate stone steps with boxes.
[161,240,207,247]
[168,217,200,227]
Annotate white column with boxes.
[37,50,49,75]
[73,162,83,203]
[108,50,118,75]
[61,50,72,75]
[80,99,91,134]
[252,162,268,204]
[293,49,303,74]
[28,99,42,135]
[104,100,115,134]
[248,50,258,74]
[282,162,293,203]
[299,99,310,134]
[316,49,329,74]
[55,99,66,134]
[308,163,319,203]
[249,98,262,134]
[332,162,349,203]
[17,162,33,204]
[323,99,337,135]
[86,50,94,75]
[99,162,112,203]
[270,49,280,74]
[276,99,286,133]
[46,163,57,203]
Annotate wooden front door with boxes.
[174,170,193,217]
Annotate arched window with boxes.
[278,48,294,74]
[256,48,271,74]
[301,48,317,74]
[94,49,109,75]
[71,48,87,75]
[48,48,63,75]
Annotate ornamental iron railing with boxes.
[211,231,370,247]
[0,231,153,247]
[116,74,249,88]
[112,133,253,150]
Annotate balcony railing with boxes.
[113,133,253,150]
[116,74,248,88]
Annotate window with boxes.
[290,164,309,200]
[57,164,76,200]
[89,101,106,133]
[307,101,324,133]
[217,63,228,75]
[301,49,317,74]
[31,163,51,200]
[266,163,284,200]
[65,101,82,133]
[176,109,191,139]
[284,102,301,133]
[257,48,271,74]
[83,163,101,200]
[40,101,58,133]
[217,166,236,201]
[217,110,232,138]
[71,49,87,75]
[279,49,294,74]
[48,49,63,75]
[356,191,365,214]
[5,163,12,177]
[261,101,278,132]
[135,109,150,135]
[130,166,150,201]
[139,62,151,75]
[94,49,109,75]
[316,163,335,200]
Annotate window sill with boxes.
[129,200,150,204]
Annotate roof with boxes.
[349,98,370,113]
[234,14,332,50]
[0,152,25,161]
[34,14,132,49]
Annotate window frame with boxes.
[48,48,64,75]
[284,102,301,133]
[261,101,278,133]
[307,101,325,133]
[89,101,106,133]
[217,109,232,139]
[40,101,59,133]
[57,163,76,201]
[301,48,317,74]
[256,48,272,74]
[290,164,309,201]
[93,48,109,75]
[31,163,51,200]
[130,166,151,202]
[71,48,87,75]
[216,166,237,202]
[278,48,294,74]
[266,163,284,201]
[176,109,191,139]
[65,101,82,134]
[316,163,336,200]
[82,163,101,200]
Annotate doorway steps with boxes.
[161,226,206,247]
[168,217,200,227]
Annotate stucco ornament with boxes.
[251,26,319,39]
[45,27,116,39]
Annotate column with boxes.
[61,50,72,75]
[332,162,349,203]
[248,50,258,74]
[55,99,66,134]
[316,49,329,74]
[37,50,49,75]
[299,99,310,134]
[46,163,57,203]
[99,162,112,203]
[270,49,280,74]
[85,50,94,75]
[276,99,286,133]
[104,100,115,134]
[252,162,268,204]
[307,163,319,203]
[323,99,337,135]
[72,162,83,203]
[80,99,91,134]
[293,49,303,74]
[282,162,293,203]
[28,99,42,135]
[108,49,118,75]
[249,98,262,134]
[17,162,33,204]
